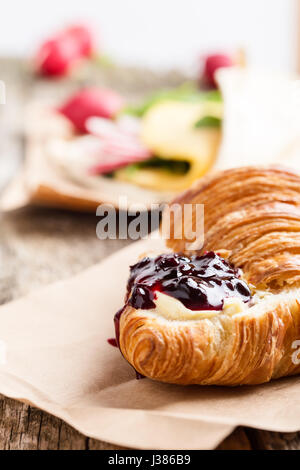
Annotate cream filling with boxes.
[153,291,247,321]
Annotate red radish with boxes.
[59,88,125,133]
[35,24,94,77]
[62,25,94,57]
[202,53,234,87]
[36,38,80,77]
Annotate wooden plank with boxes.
[217,428,252,450]
[245,429,300,451]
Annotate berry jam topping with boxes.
[127,252,251,311]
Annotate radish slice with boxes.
[49,117,152,176]
[86,117,151,174]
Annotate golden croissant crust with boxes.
[119,292,300,385]
[165,166,300,289]
[118,166,300,385]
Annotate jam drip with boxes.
[127,252,251,311]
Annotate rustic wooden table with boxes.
[0,58,298,450]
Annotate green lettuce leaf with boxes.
[122,84,222,118]
[194,115,222,128]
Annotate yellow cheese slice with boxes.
[114,100,222,192]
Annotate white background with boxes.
[0,0,298,73]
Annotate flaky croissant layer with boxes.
[165,166,300,289]
[120,290,300,385]
[119,166,300,385]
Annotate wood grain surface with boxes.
[0,58,298,450]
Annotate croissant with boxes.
[116,166,300,385]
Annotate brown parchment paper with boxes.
[0,235,300,450]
